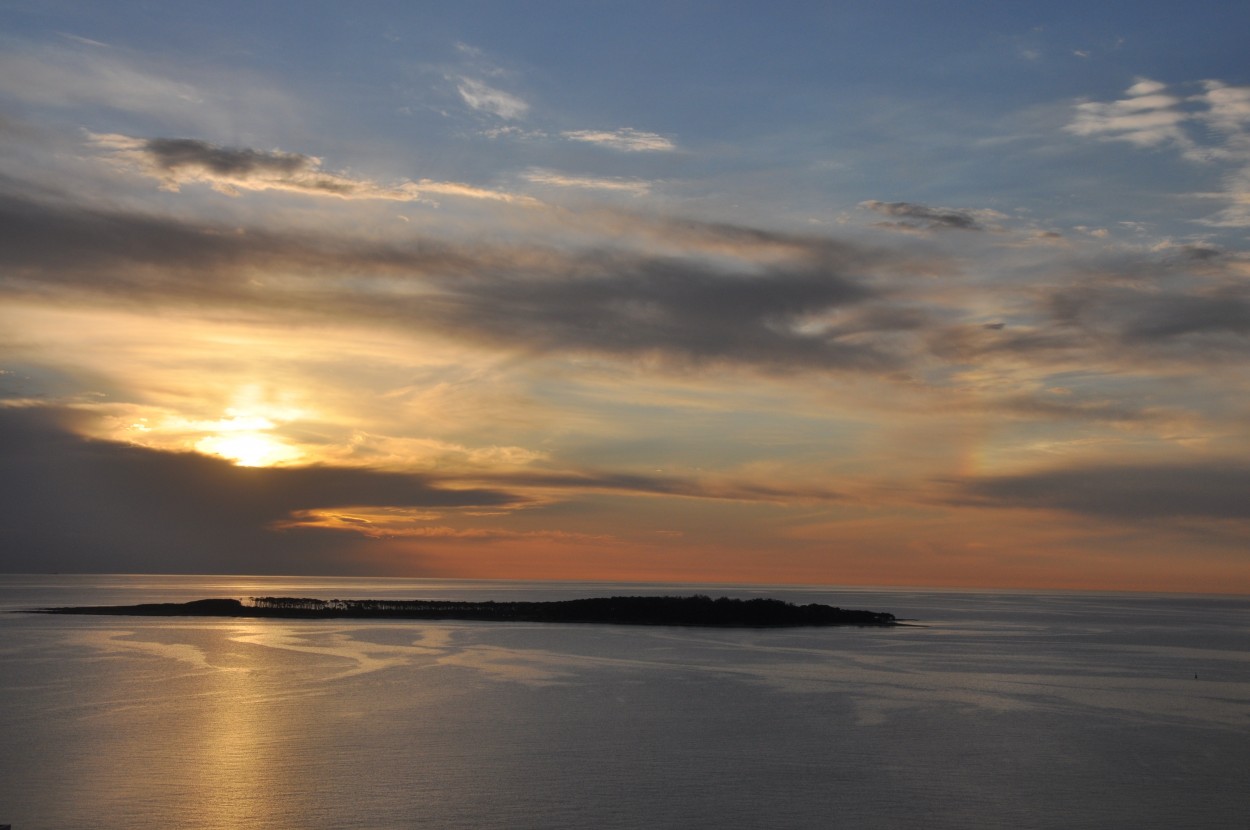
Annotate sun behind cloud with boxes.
[190,407,307,467]
[196,429,302,467]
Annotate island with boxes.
[31,594,897,627]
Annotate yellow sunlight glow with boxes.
[196,431,302,467]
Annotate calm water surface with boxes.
[1,575,1247,829]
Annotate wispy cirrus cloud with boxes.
[1066,78,1250,227]
[1066,78,1192,150]
[410,178,535,204]
[523,168,652,194]
[0,40,298,137]
[478,126,675,154]
[0,43,202,115]
[455,76,529,119]
[561,128,675,152]
[1196,81,1250,139]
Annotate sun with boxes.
[196,431,302,467]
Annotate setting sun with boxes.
[196,432,302,467]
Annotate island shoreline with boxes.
[27,595,899,628]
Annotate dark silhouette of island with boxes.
[32,595,897,627]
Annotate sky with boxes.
[2,1,1249,592]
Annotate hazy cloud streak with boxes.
[859,200,1005,232]
[455,77,528,119]
[562,128,675,152]
[949,462,1250,522]
[0,186,907,374]
[523,168,652,194]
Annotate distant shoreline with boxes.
[29,595,898,628]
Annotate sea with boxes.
[0,574,1246,830]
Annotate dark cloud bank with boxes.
[0,407,521,574]
[6,172,1247,381]
[950,464,1250,522]
[0,407,849,573]
[0,187,905,373]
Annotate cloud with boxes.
[1116,293,1250,342]
[990,393,1164,425]
[0,41,298,138]
[275,509,612,543]
[1066,78,1250,227]
[455,77,529,119]
[479,125,548,140]
[1068,77,1250,164]
[1199,80,1250,136]
[0,182,911,377]
[415,254,895,372]
[0,44,203,116]
[11,156,1250,381]
[0,405,526,573]
[922,244,1250,368]
[1190,243,1228,260]
[1044,279,1250,358]
[1,407,523,512]
[859,200,1005,232]
[949,462,1250,522]
[21,139,1250,391]
[1126,79,1167,97]
[92,134,528,203]
[413,178,534,203]
[561,128,675,152]
[482,470,845,504]
[1194,84,1250,226]
[0,188,289,286]
[0,403,853,573]
[94,134,400,198]
[1066,78,1191,149]
[523,168,652,194]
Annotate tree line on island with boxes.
[33,594,898,627]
